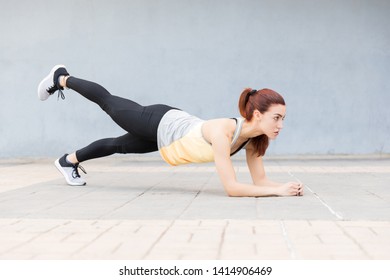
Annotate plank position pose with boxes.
[38,65,304,197]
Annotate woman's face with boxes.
[258,104,286,139]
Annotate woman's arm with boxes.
[246,142,304,195]
[245,144,282,186]
[203,120,302,197]
[213,136,278,197]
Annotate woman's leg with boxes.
[39,66,174,186]
[63,76,173,141]
[61,75,175,165]
[74,133,158,163]
[56,131,159,185]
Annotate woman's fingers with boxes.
[281,182,304,196]
[293,182,304,196]
[297,184,304,196]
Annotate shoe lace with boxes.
[72,164,87,179]
[47,86,65,100]
[57,89,65,100]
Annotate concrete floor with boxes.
[0,155,389,259]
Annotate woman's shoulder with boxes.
[204,118,237,128]
[202,118,237,142]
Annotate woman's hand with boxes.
[277,182,304,196]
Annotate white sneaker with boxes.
[55,154,87,186]
[37,65,69,101]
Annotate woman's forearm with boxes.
[224,181,280,197]
[225,180,303,197]
[254,178,283,187]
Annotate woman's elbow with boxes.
[226,190,240,197]
[224,184,243,197]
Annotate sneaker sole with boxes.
[54,158,86,186]
[37,64,66,101]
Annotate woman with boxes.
[38,65,304,197]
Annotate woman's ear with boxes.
[253,109,262,121]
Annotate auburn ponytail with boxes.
[238,88,255,119]
[238,88,285,157]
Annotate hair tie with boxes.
[249,89,257,96]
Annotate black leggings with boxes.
[66,77,175,162]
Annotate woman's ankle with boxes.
[58,75,70,88]
[66,153,79,165]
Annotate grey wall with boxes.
[1,0,389,158]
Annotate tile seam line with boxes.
[141,219,176,259]
[2,222,65,255]
[335,221,373,259]
[280,220,296,260]
[69,221,122,258]
[142,172,214,259]
[96,166,173,219]
[216,220,229,260]
[287,171,344,220]
[177,171,214,220]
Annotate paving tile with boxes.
[0,157,389,259]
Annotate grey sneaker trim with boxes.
[55,157,87,186]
